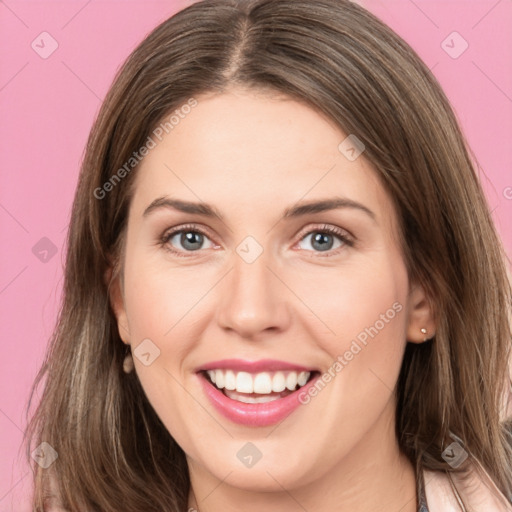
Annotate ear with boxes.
[104,265,131,345]
[406,280,436,344]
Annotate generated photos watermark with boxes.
[94,97,198,200]
[298,301,403,404]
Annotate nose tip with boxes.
[215,256,291,339]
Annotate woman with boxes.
[24,0,512,510]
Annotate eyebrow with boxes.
[142,196,376,223]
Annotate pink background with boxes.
[1,1,511,509]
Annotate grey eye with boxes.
[297,231,344,252]
[168,231,214,252]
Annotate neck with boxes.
[187,400,417,512]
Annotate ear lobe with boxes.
[105,265,130,344]
[406,281,436,344]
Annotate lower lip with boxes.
[197,372,320,427]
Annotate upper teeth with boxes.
[206,369,311,394]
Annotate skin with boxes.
[109,86,436,512]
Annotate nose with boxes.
[215,250,292,339]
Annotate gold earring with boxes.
[123,348,134,373]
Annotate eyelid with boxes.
[162,222,215,238]
[294,223,354,243]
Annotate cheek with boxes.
[123,250,215,343]
[290,255,407,347]
[122,255,208,444]
[295,255,408,400]
[296,268,407,460]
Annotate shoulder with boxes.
[423,461,512,512]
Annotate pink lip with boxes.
[197,371,321,427]
[197,358,317,373]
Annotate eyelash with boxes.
[159,223,354,258]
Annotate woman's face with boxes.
[111,87,433,493]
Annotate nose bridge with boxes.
[215,240,291,337]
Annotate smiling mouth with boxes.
[200,369,320,404]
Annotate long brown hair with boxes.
[24,0,512,509]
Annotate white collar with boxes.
[423,463,512,512]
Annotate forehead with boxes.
[129,89,395,230]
